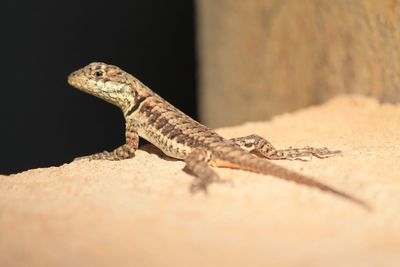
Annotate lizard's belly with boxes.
[139,128,192,160]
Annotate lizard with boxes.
[68,62,370,210]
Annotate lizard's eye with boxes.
[94,71,103,77]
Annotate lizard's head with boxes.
[68,62,139,112]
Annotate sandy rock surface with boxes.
[1,95,399,267]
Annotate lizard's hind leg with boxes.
[230,134,341,161]
[184,148,225,193]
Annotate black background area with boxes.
[0,0,196,174]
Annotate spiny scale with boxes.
[68,62,371,211]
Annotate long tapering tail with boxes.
[214,148,371,211]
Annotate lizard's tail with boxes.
[214,148,371,211]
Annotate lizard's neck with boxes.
[122,79,157,118]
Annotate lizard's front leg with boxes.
[184,148,224,193]
[230,134,341,161]
[74,120,139,161]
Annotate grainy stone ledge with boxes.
[1,95,399,267]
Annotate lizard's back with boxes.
[131,94,224,159]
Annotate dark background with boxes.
[0,0,196,174]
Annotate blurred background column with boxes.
[197,0,400,127]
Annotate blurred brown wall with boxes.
[197,0,400,127]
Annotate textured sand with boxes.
[1,95,399,267]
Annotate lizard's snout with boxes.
[68,71,79,86]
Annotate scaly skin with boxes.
[68,62,370,210]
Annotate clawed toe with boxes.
[73,155,92,162]
[190,176,232,194]
[311,149,342,159]
[190,180,209,194]
[292,155,313,161]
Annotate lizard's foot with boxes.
[190,177,213,194]
[73,144,136,162]
[73,151,122,161]
[190,176,231,194]
[264,146,342,161]
[229,134,342,161]
[184,148,232,194]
